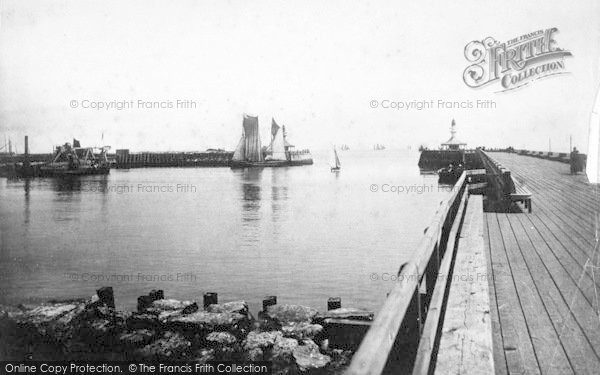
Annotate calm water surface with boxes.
[0,150,449,313]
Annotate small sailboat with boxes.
[330,146,341,172]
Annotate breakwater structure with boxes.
[0,136,236,177]
[0,288,374,373]
[114,149,233,168]
[418,149,483,170]
[418,120,484,170]
[346,149,600,374]
[0,149,235,173]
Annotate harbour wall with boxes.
[0,151,234,170]
[114,150,233,168]
[418,149,484,170]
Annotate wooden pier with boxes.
[484,152,600,374]
[347,152,600,374]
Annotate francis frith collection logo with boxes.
[463,27,572,92]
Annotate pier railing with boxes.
[346,171,469,374]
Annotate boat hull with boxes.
[437,167,463,184]
[38,166,110,177]
[230,159,313,169]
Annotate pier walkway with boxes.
[484,152,600,374]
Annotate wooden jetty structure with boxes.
[515,148,587,165]
[114,149,232,168]
[347,151,600,374]
[418,120,484,170]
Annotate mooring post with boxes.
[96,286,115,308]
[149,289,164,301]
[23,135,30,170]
[327,297,342,310]
[137,295,153,312]
[262,296,277,312]
[203,292,218,308]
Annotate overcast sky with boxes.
[1,0,599,153]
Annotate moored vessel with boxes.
[230,115,313,168]
[38,140,111,176]
[437,163,464,184]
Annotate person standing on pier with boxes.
[570,147,581,174]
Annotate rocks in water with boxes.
[118,329,155,348]
[148,299,196,312]
[207,301,249,316]
[76,318,117,346]
[161,311,248,334]
[138,299,208,323]
[15,303,81,328]
[293,341,332,371]
[1,298,355,373]
[14,302,86,343]
[265,304,318,326]
[126,313,160,330]
[243,331,283,351]
[246,347,264,361]
[281,322,323,341]
[313,308,374,323]
[206,331,237,346]
[182,303,199,315]
[271,337,299,366]
[134,331,191,360]
[300,338,320,352]
[194,348,216,363]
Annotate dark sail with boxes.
[242,115,263,162]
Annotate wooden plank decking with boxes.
[484,152,600,374]
[436,195,495,374]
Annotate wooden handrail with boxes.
[346,172,469,375]
[346,262,420,374]
[412,187,468,374]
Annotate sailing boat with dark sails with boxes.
[230,115,313,168]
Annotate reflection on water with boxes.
[238,169,263,247]
[0,150,449,313]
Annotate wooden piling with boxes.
[137,295,154,312]
[327,297,342,310]
[149,289,164,301]
[262,296,277,312]
[203,292,218,308]
[96,286,115,308]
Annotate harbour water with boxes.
[0,150,450,313]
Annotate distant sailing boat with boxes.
[230,115,313,168]
[330,146,341,172]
